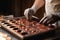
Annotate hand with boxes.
[39,14,60,26]
[24,8,35,20]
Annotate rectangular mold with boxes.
[0,17,56,40]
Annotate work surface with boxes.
[0,28,60,40]
[0,28,18,40]
[0,16,60,40]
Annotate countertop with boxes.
[0,26,60,40]
[0,28,18,40]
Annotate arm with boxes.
[31,0,44,12]
[39,0,60,26]
[24,0,44,19]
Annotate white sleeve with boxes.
[45,0,60,16]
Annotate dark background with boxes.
[0,0,45,19]
[0,0,11,15]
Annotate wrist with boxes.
[31,6,37,13]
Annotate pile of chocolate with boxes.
[7,18,51,35]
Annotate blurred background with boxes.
[0,0,45,19]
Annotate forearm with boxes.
[31,0,44,11]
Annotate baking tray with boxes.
[0,16,56,40]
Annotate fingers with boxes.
[24,8,30,19]
[47,15,59,24]
[39,16,53,26]
[47,18,58,24]
[39,15,58,26]
[24,8,34,20]
[39,16,47,24]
